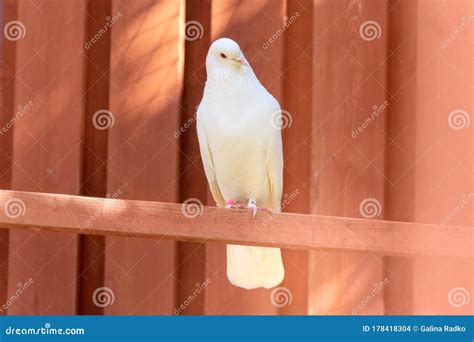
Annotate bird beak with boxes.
[233,56,249,67]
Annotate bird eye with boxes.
[220,53,227,59]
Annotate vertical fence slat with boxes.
[385,0,473,314]
[308,0,388,314]
[0,0,17,314]
[103,0,183,315]
[175,0,212,315]
[204,0,284,315]
[383,0,418,314]
[278,0,313,315]
[6,0,87,314]
[77,0,113,315]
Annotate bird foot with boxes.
[247,199,272,217]
[225,199,245,209]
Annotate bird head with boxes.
[206,38,250,73]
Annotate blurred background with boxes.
[0,0,472,315]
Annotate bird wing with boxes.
[197,109,226,207]
[266,104,284,212]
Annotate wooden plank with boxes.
[383,0,419,315]
[279,0,313,315]
[6,0,86,314]
[309,0,388,314]
[0,0,17,314]
[103,0,183,315]
[385,0,473,314]
[0,190,471,258]
[175,0,212,315]
[205,0,285,315]
[76,0,113,315]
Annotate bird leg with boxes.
[225,199,245,209]
[247,199,272,217]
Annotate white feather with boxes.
[197,38,284,290]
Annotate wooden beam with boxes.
[6,0,86,314]
[0,190,471,258]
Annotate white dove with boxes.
[196,38,285,290]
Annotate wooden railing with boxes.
[1,190,471,258]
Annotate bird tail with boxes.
[226,244,284,290]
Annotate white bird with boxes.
[196,38,285,290]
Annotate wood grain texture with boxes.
[175,0,212,315]
[0,190,470,258]
[5,0,86,314]
[103,0,183,315]
[0,0,17,314]
[204,0,285,315]
[385,0,473,315]
[279,0,313,315]
[309,0,388,314]
[76,0,113,315]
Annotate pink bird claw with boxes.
[247,199,273,217]
[225,199,246,209]
[225,199,237,209]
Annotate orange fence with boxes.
[0,0,472,315]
